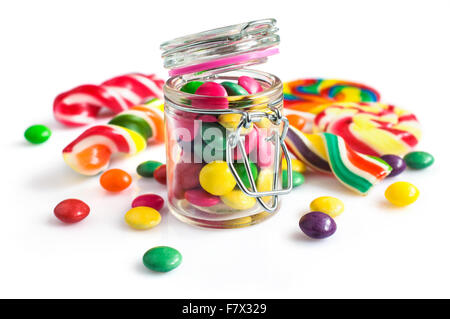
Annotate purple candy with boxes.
[132,194,164,211]
[380,154,406,177]
[299,211,336,239]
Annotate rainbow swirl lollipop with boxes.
[284,78,380,114]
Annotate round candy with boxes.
[24,124,51,144]
[282,158,307,173]
[174,162,203,190]
[193,81,228,109]
[136,160,163,177]
[235,162,258,188]
[256,168,274,203]
[180,81,204,94]
[282,170,304,189]
[385,181,419,206]
[153,164,167,185]
[142,246,182,273]
[125,207,161,230]
[199,161,236,196]
[221,190,256,210]
[54,199,90,224]
[132,194,164,211]
[299,211,337,239]
[100,169,132,192]
[404,151,434,170]
[185,189,221,207]
[310,196,344,218]
[238,76,263,94]
[286,114,306,131]
[380,154,406,177]
[218,113,253,134]
[221,81,249,96]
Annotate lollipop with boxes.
[313,102,421,156]
[285,126,392,195]
[63,99,164,175]
[283,78,380,115]
[54,73,164,126]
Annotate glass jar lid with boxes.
[160,18,279,77]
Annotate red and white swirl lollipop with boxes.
[53,73,164,126]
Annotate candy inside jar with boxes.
[161,19,293,228]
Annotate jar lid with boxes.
[160,18,279,77]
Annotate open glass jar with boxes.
[161,19,292,228]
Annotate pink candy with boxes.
[132,194,165,211]
[192,82,229,109]
[185,189,221,207]
[255,127,274,167]
[238,76,263,94]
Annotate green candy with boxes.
[235,162,258,188]
[142,246,182,273]
[195,122,227,162]
[283,170,305,189]
[109,114,152,140]
[137,160,163,177]
[221,81,249,96]
[180,81,204,94]
[24,124,51,144]
[404,151,434,169]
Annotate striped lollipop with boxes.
[284,78,380,115]
[285,126,392,195]
[313,102,421,156]
[54,73,164,126]
[63,99,164,176]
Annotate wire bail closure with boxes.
[226,109,292,212]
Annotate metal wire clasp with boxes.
[226,109,293,212]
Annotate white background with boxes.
[1,0,449,298]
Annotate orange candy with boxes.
[76,144,112,172]
[286,114,306,131]
[100,169,132,192]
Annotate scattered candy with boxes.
[380,154,406,177]
[153,164,167,185]
[385,181,419,206]
[54,73,164,126]
[142,246,182,272]
[24,124,51,144]
[313,102,421,156]
[125,207,161,230]
[310,196,344,218]
[282,158,307,173]
[238,76,263,94]
[286,126,392,194]
[404,151,434,170]
[100,169,132,192]
[299,211,337,239]
[235,162,258,188]
[136,160,163,177]
[199,161,236,196]
[282,170,304,189]
[221,190,256,210]
[63,99,164,176]
[185,189,221,207]
[53,199,90,224]
[132,194,164,211]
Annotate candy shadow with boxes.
[26,164,87,191]
[290,231,327,243]
[376,200,408,213]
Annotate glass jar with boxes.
[161,19,293,229]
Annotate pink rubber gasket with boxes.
[168,47,280,77]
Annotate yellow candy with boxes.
[310,196,344,218]
[125,207,161,230]
[282,158,307,173]
[221,190,256,210]
[256,168,275,203]
[218,113,253,134]
[199,161,236,196]
[385,181,419,207]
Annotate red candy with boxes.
[132,194,164,211]
[175,162,203,190]
[153,164,167,185]
[185,189,221,207]
[100,168,132,192]
[54,199,90,223]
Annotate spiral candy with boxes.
[54,73,164,126]
[313,102,421,156]
[63,99,164,176]
[283,78,380,115]
[285,126,392,195]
